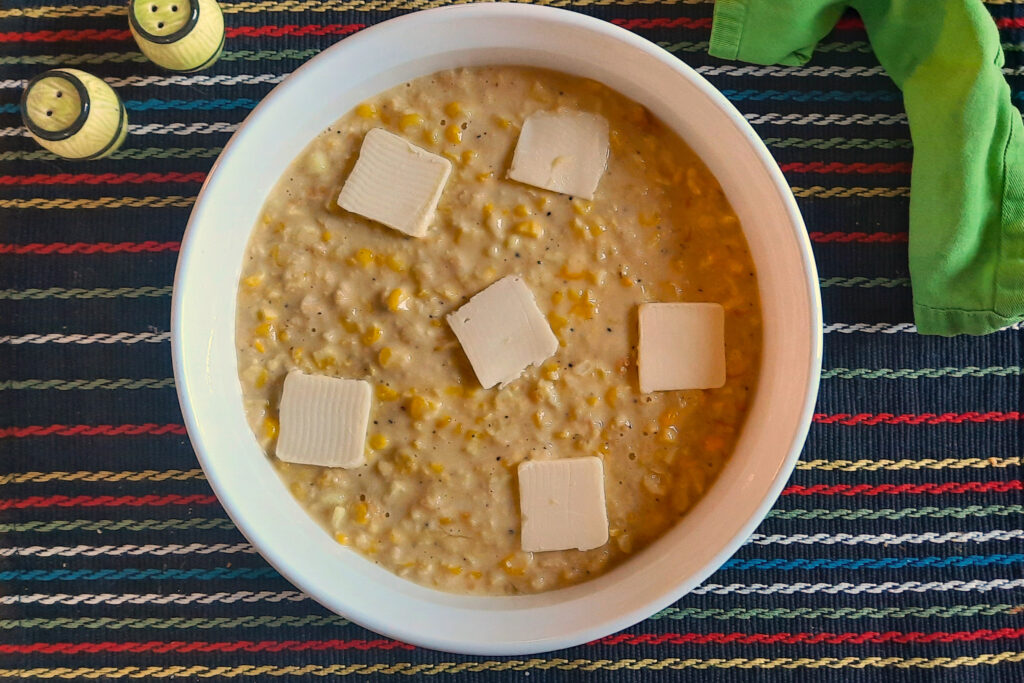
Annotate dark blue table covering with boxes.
[1,0,1022,679]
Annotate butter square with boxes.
[446,275,558,389]
[337,127,452,238]
[518,457,609,552]
[275,370,371,468]
[638,302,726,393]
[507,111,609,199]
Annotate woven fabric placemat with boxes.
[1,0,1022,679]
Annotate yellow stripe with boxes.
[791,186,911,199]
[797,457,1022,472]
[0,470,205,485]
[0,196,195,210]
[2,654,1024,676]
[0,0,710,20]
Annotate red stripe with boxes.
[0,241,180,255]
[0,494,218,510]
[0,424,186,438]
[0,24,363,43]
[809,231,908,244]
[0,172,206,186]
[782,480,1022,497]
[813,411,1023,425]
[0,640,415,655]
[597,628,1024,646]
[780,162,912,175]
[997,18,1024,28]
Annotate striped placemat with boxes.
[1,0,1023,679]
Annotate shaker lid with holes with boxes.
[20,68,127,160]
[128,0,225,73]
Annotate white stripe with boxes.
[0,590,308,606]
[746,529,1024,546]
[0,74,288,90]
[0,543,256,557]
[2,122,239,137]
[695,64,889,79]
[0,332,170,345]
[823,321,1024,334]
[690,578,1024,596]
[745,112,908,126]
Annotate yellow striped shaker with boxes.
[128,0,225,72]
[20,69,128,160]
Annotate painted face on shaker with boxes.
[134,0,192,37]
[23,76,82,134]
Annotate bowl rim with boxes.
[172,2,822,654]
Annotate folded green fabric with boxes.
[710,0,1024,336]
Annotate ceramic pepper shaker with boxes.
[20,68,128,160]
[128,0,225,73]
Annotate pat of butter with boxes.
[507,111,609,200]
[447,275,558,389]
[337,127,452,238]
[275,370,371,468]
[638,302,726,393]
[518,457,609,552]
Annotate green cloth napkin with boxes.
[709,0,1024,336]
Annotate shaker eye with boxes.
[56,91,63,98]
[150,4,157,10]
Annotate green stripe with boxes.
[819,277,910,288]
[0,615,349,630]
[652,603,1022,621]
[0,286,172,301]
[0,147,223,162]
[0,49,320,67]
[769,505,1024,521]
[823,366,1024,380]
[0,378,175,391]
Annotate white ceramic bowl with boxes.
[173,3,821,655]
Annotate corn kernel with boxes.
[291,347,303,362]
[262,416,279,440]
[514,220,543,238]
[386,288,409,312]
[253,340,266,354]
[369,433,389,450]
[586,395,599,407]
[321,230,333,242]
[435,414,453,429]
[408,395,436,420]
[334,532,348,545]
[461,149,477,164]
[422,128,440,145]
[353,248,375,267]
[541,362,560,381]
[445,124,463,144]
[559,264,587,280]
[353,501,369,524]
[444,101,463,118]
[289,481,307,501]
[620,275,634,287]
[339,315,360,333]
[534,196,550,210]
[362,325,382,345]
[429,462,445,474]
[399,112,424,130]
[476,171,494,182]
[470,570,482,579]
[548,312,568,337]
[660,409,680,428]
[255,368,269,389]
[384,253,406,272]
[243,273,263,288]
[605,386,619,408]
[501,553,527,576]
[257,307,277,322]
[495,115,511,128]
[314,349,337,370]
[659,427,679,444]
[446,565,463,575]
[356,103,378,119]
[513,204,531,218]
[572,199,593,215]
[638,212,660,227]
[254,321,273,338]
[378,347,393,366]
[532,410,545,428]
[482,202,495,218]
[376,384,399,401]
[277,330,290,342]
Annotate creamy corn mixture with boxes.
[236,66,761,595]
